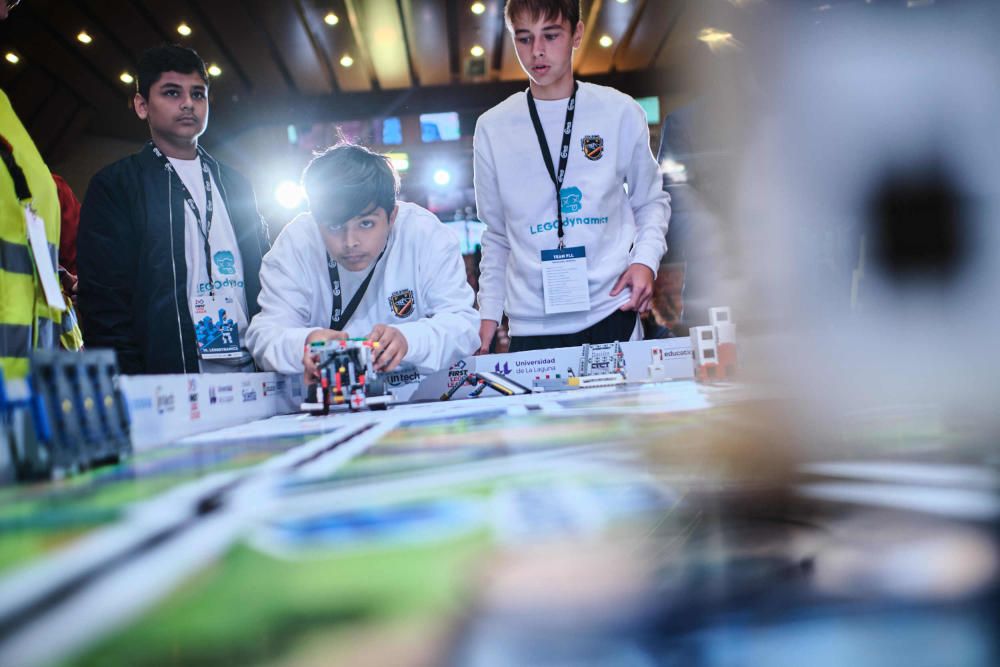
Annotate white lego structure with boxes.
[709,306,737,378]
[690,325,721,382]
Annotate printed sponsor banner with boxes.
[120,372,304,451]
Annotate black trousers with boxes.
[508,309,638,353]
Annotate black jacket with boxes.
[78,143,270,374]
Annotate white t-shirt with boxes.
[168,156,254,372]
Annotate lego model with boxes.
[301,339,393,414]
[691,325,721,382]
[532,342,627,392]
[2,349,131,481]
[692,307,738,383]
[440,371,531,400]
[709,306,737,378]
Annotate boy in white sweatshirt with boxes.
[245,143,479,382]
[474,0,670,354]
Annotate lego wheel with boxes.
[366,377,387,397]
[366,377,388,410]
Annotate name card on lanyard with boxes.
[541,246,590,314]
[527,81,590,315]
[25,207,66,311]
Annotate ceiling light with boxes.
[119,72,134,84]
[77,31,93,45]
[5,52,20,64]
[599,35,613,48]
[616,0,629,4]
[340,54,354,67]
[177,23,192,37]
[697,27,741,52]
[324,12,339,26]
[470,44,485,58]
[471,2,486,15]
[208,64,222,77]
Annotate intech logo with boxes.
[385,370,422,387]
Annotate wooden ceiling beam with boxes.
[184,0,255,92]
[343,0,383,90]
[446,0,461,82]
[291,0,341,94]
[395,0,421,87]
[610,0,649,73]
[243,0,301,94]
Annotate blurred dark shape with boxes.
[868,162,967,287]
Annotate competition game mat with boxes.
[1,380,997,667]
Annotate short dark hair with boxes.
[136,44,209,100]
[302,142,400,228]
[504,0,580,32]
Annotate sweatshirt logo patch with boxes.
[560,186,583,214]
[389,289,415,318]
[581,135,604,161]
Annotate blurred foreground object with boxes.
[1,349,130,481]
[738,4,1000,437]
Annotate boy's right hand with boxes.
[476,320,499,355]
[303,328,349,385]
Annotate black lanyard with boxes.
[151,143,217,292]
[0,136,32,202]
[526,80,578,249]
[328,246,386,330]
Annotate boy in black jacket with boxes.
[79,45,269,374]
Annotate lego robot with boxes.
[301,339,393,414]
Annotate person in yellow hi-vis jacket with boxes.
[1,88,82,380]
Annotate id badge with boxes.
[24,207,66,311]
[540,245,591,315]
[194,293,243,359]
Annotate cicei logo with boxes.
[559,186,582,214]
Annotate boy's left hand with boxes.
[368,324,408,372]
[610,264,655,314]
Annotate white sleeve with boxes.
[395,226,479,374]
[473,122,510,323]
[245,233,323,374]
[624,101,671,274]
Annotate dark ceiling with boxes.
[0,0,707,163]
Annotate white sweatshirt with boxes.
[245,201,479,375]
[474,82,670,336]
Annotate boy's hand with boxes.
[303,328,349,384]
[477,320,499,355]
[368,324,408,372]
[610,264,655,314]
